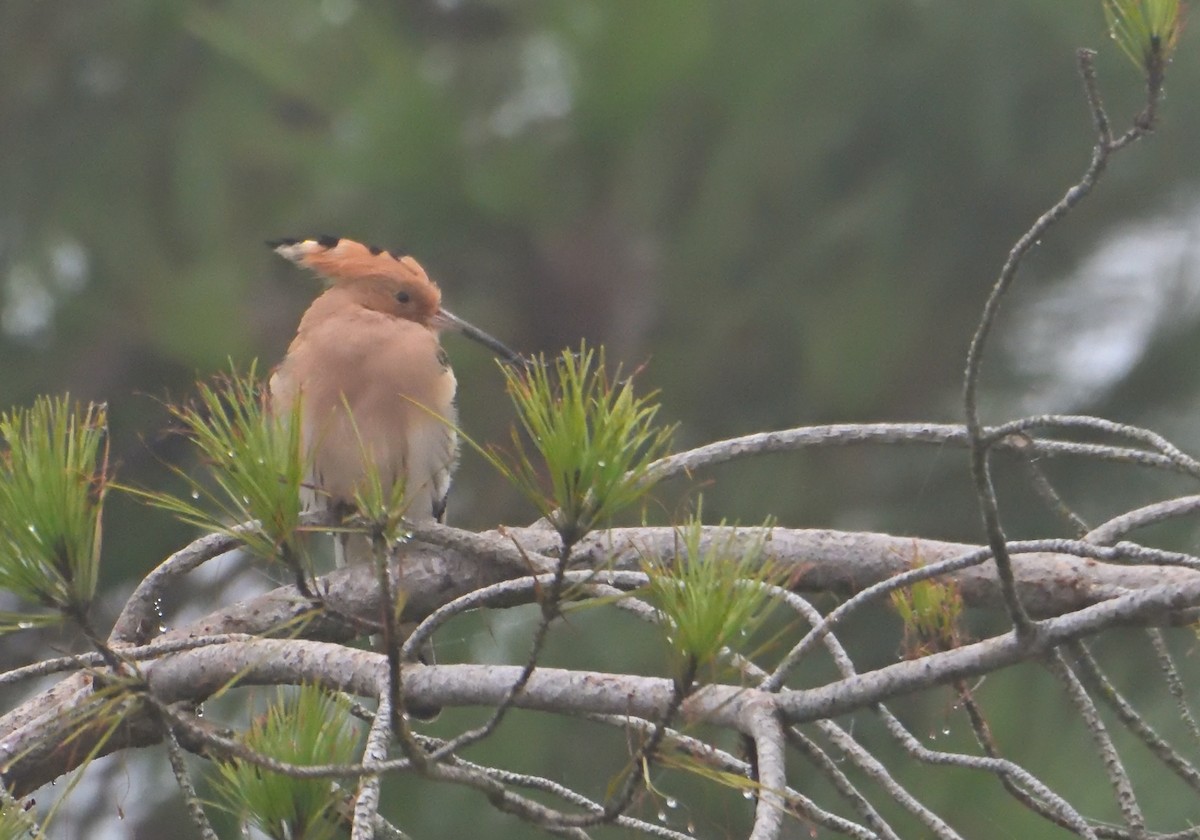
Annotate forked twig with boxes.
[962,48,1160,640]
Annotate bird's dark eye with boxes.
[395,291,411,304]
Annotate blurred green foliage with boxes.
[3,2,1200,837]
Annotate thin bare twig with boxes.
[155,697,412,781]
[428,536,577,760]
[1014,437,1091,536]
[163,726,219,840]
[788,727,899,839]
[1085,496,1200,545]
[110,511,332,645]
[0,633,257,689]
[586,711,856,837]
[414,730,694,840]
[420,760,592,839]
[961,48,1159,640]
[814,721,962,840]
[1072,641,1200,793]
[401,569,639,663]
[877,703,1097,839]
[1146,628,1200,752]
[549,658,698,831]
[984,415,1200,477]
[1045,649,1144,834]
[952,682,1132,838]
[762,537,1137,692]
[109,530,245,645]
[642,422,1199,486]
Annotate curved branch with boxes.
[351,686,393,840]
[6,521,1200,795]
[1044,650,1144,833]
[811,721,961,840]
[1085,495,1200,545]
[643,422,1195,485]
[743,702,787,840]
[875,706,1097,838]
[781,574,1200,724]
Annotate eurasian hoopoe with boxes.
[267,235,517,562]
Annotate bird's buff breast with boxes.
[292,314,459,516]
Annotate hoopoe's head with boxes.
[269,235,445,329]
[269,235,523,362]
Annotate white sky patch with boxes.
[77,53,124,98]
[51,238,89,292]
[1,235,90,340]
[320,0,356,27]
[1007,204,1200,413]
[2,264,54,339]
[332,110,366,150]
[37,748,173,839]
[419,44,455,87]
[488,32,574,138]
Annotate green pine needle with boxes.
[487,343,675,545]
[211,685,361,840]
[0,793,37,839]
[890,568,965,656]
[1103,0,1183,70]
[643,515,782,678]
[0,396,108,625]
[0,611,62,635]
[126,363,309,563]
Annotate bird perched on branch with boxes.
[268,235,518,558]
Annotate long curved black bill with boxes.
[434,309,525,367]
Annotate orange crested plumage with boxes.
[267,236,438,294]
[268,235,446,332]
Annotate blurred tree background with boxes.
[3,1,1200,837]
